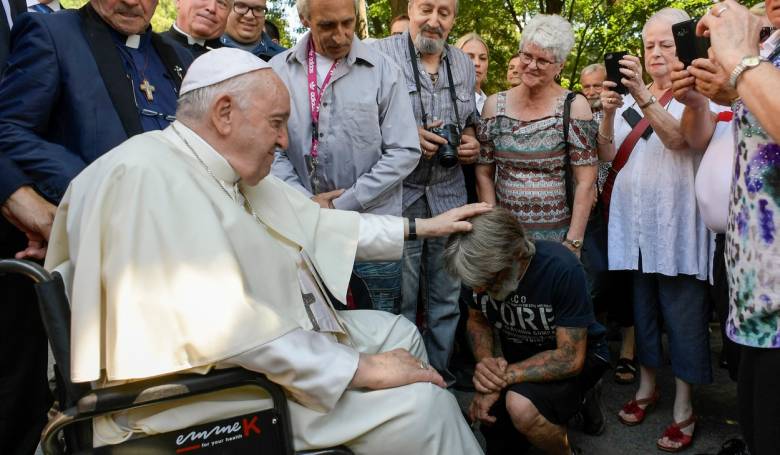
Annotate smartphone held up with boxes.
[604,51,629,95]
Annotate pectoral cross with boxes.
[139,79,155,102]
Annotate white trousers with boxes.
[93,311,483,454]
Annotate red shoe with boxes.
[618,390,659,426]
[656,414,696,452]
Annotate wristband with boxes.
[408,218,417,241]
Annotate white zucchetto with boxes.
[180,47,272,95]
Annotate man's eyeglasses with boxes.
[518,51,556,70]
[233,2,267,17]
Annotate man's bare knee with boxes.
[505,391,544,434]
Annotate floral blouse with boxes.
[477,91,598,241]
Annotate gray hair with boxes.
[581,63,605,77]
[642,8,690,41]
[296,0,360,20]
[176,73,255,121]
[443,208,535,289]
[518,14,574,63]
[408,0,459,15]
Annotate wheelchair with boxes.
[0,259,353,455]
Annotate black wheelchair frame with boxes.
[0,259,352,455]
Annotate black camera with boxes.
[430,124,461,168]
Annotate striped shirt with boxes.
[373,32,477,215]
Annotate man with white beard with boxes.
[373,0,479,386]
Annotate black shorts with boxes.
[480,353,609,454]
[508,352,607,425]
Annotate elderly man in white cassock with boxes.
[44,47,487,454]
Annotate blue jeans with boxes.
[402,198,461,385]
[353,261,402,313]
[632,269,712,385]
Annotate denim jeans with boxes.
[632,268,712,385]
[353,261,402,314]
[401,198,461,385]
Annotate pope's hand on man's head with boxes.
[412,202,493,239]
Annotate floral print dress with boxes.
[726,55,780,348]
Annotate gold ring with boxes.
[419,360,428,370]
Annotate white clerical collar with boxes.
[173,22,206,46]
[171,121,239,184]
[26,0,60,11]
[125,34,141,49]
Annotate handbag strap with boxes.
[562,92,577,209]
[611,89,673,173]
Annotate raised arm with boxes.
[671,61,718,153]
[698,0,780,143]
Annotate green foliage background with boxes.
[62,0,763,94]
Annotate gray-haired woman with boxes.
[598,7,713,452]
[475,14,598,259]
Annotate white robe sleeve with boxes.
[355,214,404,262]
[223,329,359,413]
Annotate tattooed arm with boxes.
[504,326,587,384]
[466,307,495,361]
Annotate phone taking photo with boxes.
[604,51,628,95]
[672,19,711,67]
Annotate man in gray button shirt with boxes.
[270,0,421,313]
[374,0,479,385]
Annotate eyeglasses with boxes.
[233,2,267,17]
[518,51,556,70]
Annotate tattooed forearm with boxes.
[466,308,495,361]
[504,327,587,384]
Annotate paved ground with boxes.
[453,323,742,455]
[41,323,739,455]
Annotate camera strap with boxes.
[407,33,462,130]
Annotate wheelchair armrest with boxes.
[77,368,284,415]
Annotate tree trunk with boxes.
[544,0,564,14]
[357,0,369,39]
[389,0,408,17]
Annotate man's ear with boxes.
[210,94,235,137]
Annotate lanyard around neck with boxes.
[407,33,461,130]
[307,37,339,159]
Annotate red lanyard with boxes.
[307,38,338,159]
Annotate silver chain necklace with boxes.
[171,124,264,225]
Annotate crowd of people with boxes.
[0,0,778,454]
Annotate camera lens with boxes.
[437,144,459,168]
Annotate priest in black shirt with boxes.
[444,208,609,455]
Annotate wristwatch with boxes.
[638,95,657,110]
[564,238,583,249]
[729,55,767,89]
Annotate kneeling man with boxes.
[45,48,486,454]
[444,209,609,455]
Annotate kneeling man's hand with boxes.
[473,356,507,394]
[350,349,446,390]
[469,392,500,425]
